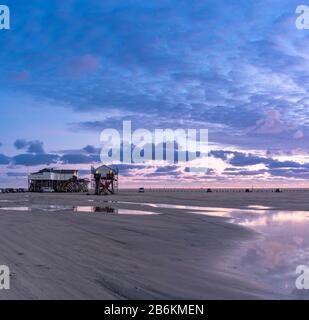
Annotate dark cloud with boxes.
[268,160,305,169]
[12,154,59,166]
[14,139,28,150]
[27,141,45,154]
[0,154,10,165]
[211,150,309,172]
[83,145,98,154]
[14,139,45,154]
[210,150,271,167]
[155,165,178,173]
[269,168,309,179]
[224,169,267,176]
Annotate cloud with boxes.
[293,130,304,139]
[27,141,45,154]
[249,110,296,135]
[267,160,304,169]
[210,150,271,167]
[12,154,59,166]
[224,169,267,176]
[269,168,309,179]
[0,154,10,165]
[1,144,309,183]
[14,139,45,154]
[83,145,98,154]
[155,165,178,173]
[210,149,309,171]
[14,139,28,150]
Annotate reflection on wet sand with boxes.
[0,205,160,215]
[193,207,309,299]
[118,201,233,212]
[0,205,71,212]
[0,198,308,298]
[0,206,31,211]
[99,200,309,298]
[74,206,159,215]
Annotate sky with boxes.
[1,0,309,188]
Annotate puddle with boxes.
[118,201,213,211]
[192,207,309,299]
[118,201,272,213]
[0,205,159,215]
[247,205,272,210]
[0,207,31,211]
[0,205,72,212]
[74,206,159,215]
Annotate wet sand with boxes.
[1,190,307,300]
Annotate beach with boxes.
[0,190,308,300]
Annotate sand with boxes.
[1,189,306,300]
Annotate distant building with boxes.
[28,168,89,192]
[91,165,118,195]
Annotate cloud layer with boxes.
[0,1,309,186]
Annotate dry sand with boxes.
[1,189,306,300]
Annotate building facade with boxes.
[28,168,89,192]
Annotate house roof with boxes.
[91,165,118,174]
[32,168,78,175]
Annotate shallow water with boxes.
[118,201,215,211]
[0,205,71,212]
[193,207,309,299]
[0,206,31,211]
[0,205,159,215]
[120,201,309,298]
[74,206,159,215]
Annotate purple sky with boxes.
[1,0,309,188]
